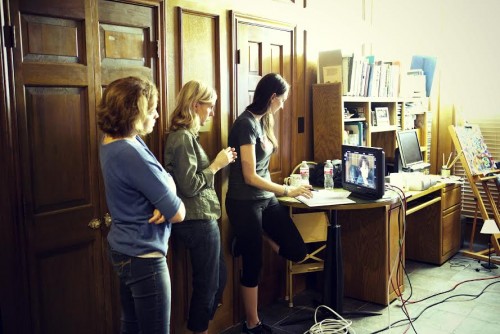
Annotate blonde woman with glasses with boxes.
[164,80,237,334]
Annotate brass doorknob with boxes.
[88,218,102,229]
[104,213,112,227]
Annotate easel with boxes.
[449,125,500,266]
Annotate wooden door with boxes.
[233,12,295,306]
[233,14,294,185]
[96,1,162,330]
[8,0,163,332]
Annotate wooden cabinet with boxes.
[312,83,429,165]
[340,203,404,306]
[441,184,463,261]
[406,183,462,265]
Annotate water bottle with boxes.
[299,161,310,185]
[324,159,334,189]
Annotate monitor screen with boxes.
[396,130,424,168]
[341,145,385,199]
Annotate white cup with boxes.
[284,174,301,187]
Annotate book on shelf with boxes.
[391,61,401,97]
[342,54,353,95]
[371,109,377,126]
[340,54,405,98]
[364,63,373,97]
[349,55,362,96]
[370,61,382,97]
[359,60,367,97]
[374,107,390,127]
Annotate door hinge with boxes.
[236,49,240,64]
[3,25,15,48]
[151,40,159,59]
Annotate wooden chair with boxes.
[285,211,329,307]
[285,161,330,307]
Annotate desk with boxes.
[279,190,400,311]
[405,182,462,265]
[279,182,462,307]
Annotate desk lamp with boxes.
[480,219,500,270]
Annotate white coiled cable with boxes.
[304,305,355,334]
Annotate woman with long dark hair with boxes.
[226,73,312,333]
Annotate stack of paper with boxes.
[296,190,354,207]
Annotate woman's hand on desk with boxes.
[289,185,313,199]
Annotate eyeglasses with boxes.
[275,96,286,105]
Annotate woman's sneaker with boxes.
[242,321,273,334]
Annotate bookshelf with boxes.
[312,82,429,166]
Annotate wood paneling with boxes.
[172,7,225,332]
[3,0,317,332]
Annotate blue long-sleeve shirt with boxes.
[100,136,182,256]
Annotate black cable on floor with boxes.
[370,280,500,333]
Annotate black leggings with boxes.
[226,196,307,287]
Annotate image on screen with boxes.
[344,152,377,190]
[342,145,385,200]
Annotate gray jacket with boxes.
[164,129,220,221]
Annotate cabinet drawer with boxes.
[442,206,461,257]
[442,185,462,211]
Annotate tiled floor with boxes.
[221,252,500,333]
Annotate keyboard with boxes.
[409,162,430,171]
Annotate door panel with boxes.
[12,0,104,332]
[235,19,293,184]
[234,13,294,307]
[97,0,160,156]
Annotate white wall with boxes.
[310,0,500,119]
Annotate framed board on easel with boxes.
[449,124,500,265]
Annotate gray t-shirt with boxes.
[227,110,274,200]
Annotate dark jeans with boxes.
[108,250,171,334]
[172,219,227,332]
[226,196,307,287]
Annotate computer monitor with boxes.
[341,145,385,199]
[396,130,429,171]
